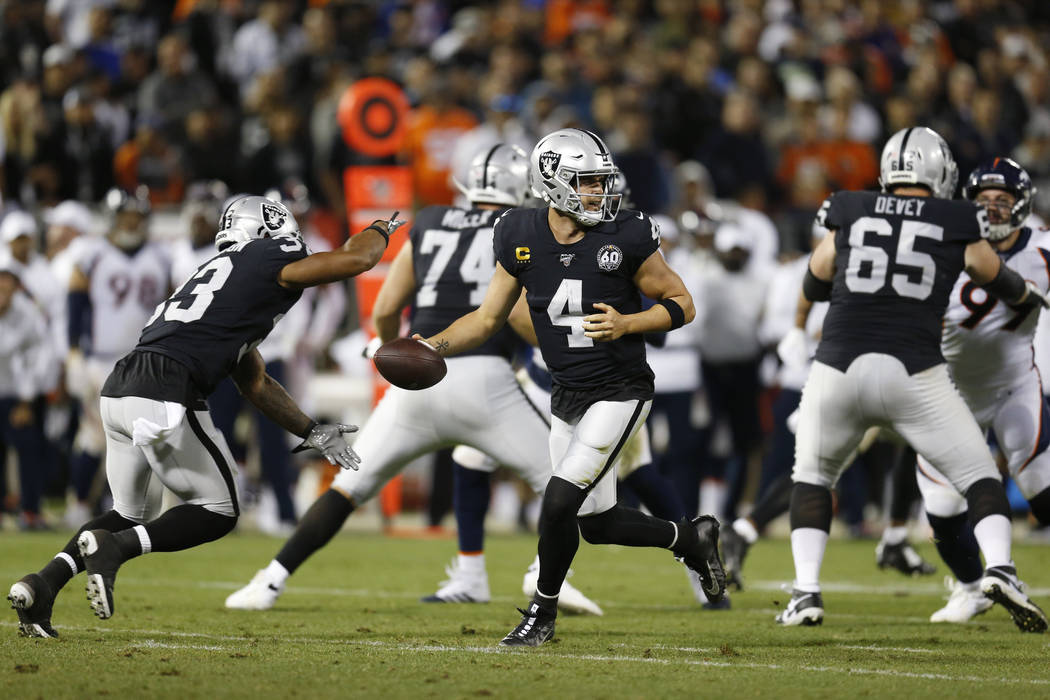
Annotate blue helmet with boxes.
[963,157,1035,240]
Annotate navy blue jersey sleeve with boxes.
[618,211,661,277]
[492,209,524,277]
[942,200,991,242]
[250,236,309,282]
[819,192,844,231]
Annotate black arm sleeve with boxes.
[802,267,833,302]
[980,263,1027,305]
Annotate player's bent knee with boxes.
[539,476,587,525]
[1026,486,1050,526]
[111,501,150,525]
[199,499,238,519]
[964,478,1010,522]
[577,508,616,545]
[790,482,833,532]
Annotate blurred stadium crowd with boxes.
[3,0,1050,536]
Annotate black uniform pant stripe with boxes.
[515,382,551,429]
[581,399,645,495]
[186,410,240,516]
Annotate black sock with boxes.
[535,477,587,610]
[621,464,687,521]
[965,477,1011,523]
[38,510,139,593]
[1027,486,1050,526]
[927,512,983,584]
[454,464,490,553]
[275,489,355,574]
[143,504,236,552]
[750,473,794,532]
[578,503,677,547]
[888,447,919,522]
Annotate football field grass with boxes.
[2,529,1049,699]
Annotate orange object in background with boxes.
[338,78,414,524]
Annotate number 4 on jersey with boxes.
[547,278,593,347]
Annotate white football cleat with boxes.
[421,559,491,603]
[225,570,285,610]
[775,588,824,626]
[980,565,1048,633]
[930,577,993,623]
[522,562,603,616]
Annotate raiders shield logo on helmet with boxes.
[539,151,562,180]
[261,203,287,231]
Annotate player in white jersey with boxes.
[915,158,1050,628]
[65,188,172,521]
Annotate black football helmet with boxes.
[963,157,1035,240]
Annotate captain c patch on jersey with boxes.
[597,244,622,271]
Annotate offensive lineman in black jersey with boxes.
[418,128,725,647]
[777,126,1049,631]
[223,144,592,615]
[8,196,399,637]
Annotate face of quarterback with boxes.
[974,187,1017,229]
[576,174,607,213]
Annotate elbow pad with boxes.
[980,264,1027,305]
[802,268,832,302]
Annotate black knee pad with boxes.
[577,508,615,545]
[790,482,833,532]
[1027,486,1050,526]
[539,476,587,532]
[965,478,1010,524]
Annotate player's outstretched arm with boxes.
[417,262,522,356]
[277,215,404,289]
[583,251,695,342]
[966,239,1050,308]
[231,349,315,437]
[372,240,417,343]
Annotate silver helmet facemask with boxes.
[530,128,622,227]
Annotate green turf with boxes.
[1,530,1048,699]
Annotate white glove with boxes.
[385,211,407,236]
[362,336,383,360]
[1023,280,1050,309]
[292,423,361,470]
[776,327,811,369]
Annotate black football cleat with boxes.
[499,602,556,647]
[8,574,58,638]
[876,540,936,577]
[775,589,824,626]
[980,566,1047,633]
[78,530,124,620]
[719,525,751,591]
[674,515,727,603]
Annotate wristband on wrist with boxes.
[658,298,686,330]
[364,222,389,245]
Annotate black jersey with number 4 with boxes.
[816,190,990,375]
[494,207,661,420]
[409,205,518,360]
[102,236,308,403]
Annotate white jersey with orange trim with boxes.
[940,227,1050,418]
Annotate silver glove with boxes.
[1024,280,1050,309]
[386,210,407,236]
[292,423,360,470]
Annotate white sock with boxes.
[56,552,78,575]
[973,514,1012,569]
[699,479,726,521]
[733,518,759,544]
[264,559,290,585]
[881,525,907,546]
[790,527,828,593]
[457,552,486,574]
[530,554,541,571]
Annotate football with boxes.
[373,337,447,390]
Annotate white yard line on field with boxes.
[2,621,1046,686]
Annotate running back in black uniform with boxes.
[409,205,518,360]
[493,206,661,420]
[816,190,990,374]
[102,235,308,405]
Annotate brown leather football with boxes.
[373,337,447,390]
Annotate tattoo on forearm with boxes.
[435,339,450,355]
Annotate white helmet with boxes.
[879,126,959,199]
[455,143,529,207]
[215,195,300,252]
[529,128,621,226]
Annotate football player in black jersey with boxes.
[8,196,399,637]
[224,144,594,615]
[418,128,725,647]
[776,126,1049,631]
